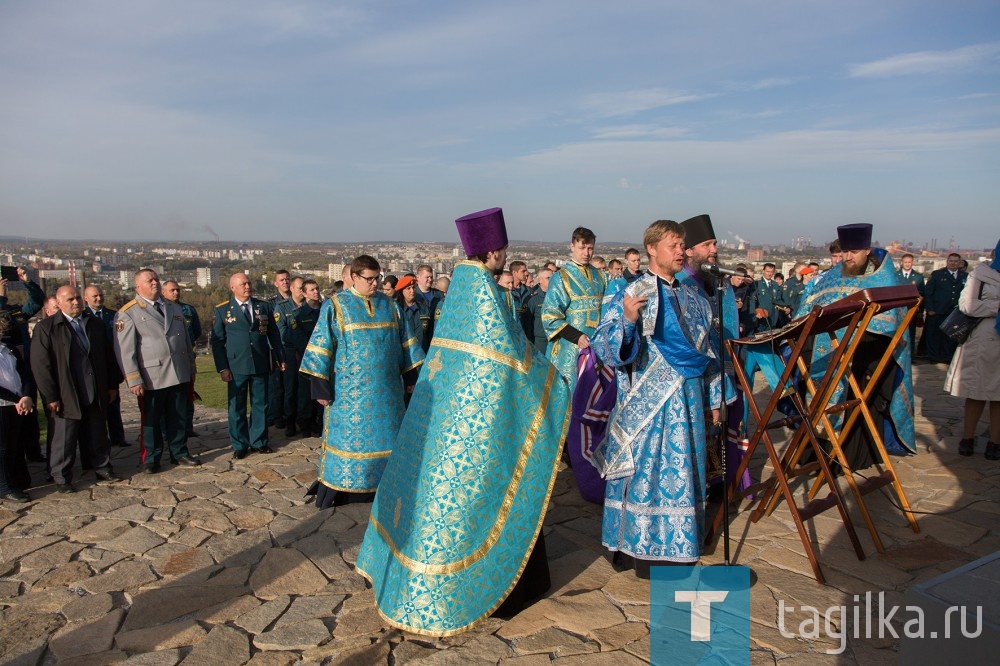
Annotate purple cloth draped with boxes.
[566,348,614,503]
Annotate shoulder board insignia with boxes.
[119,300,138,312]
[216,300,230,308]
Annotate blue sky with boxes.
[1,1,998,249]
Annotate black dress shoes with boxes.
[1,490,29,503]
[95,470,122,482]
[255,445,274,454]
[187,430,200,438]
[958,438,975,456]
[142,463,161,474]
[56,483,75,494]
[176,455,202,467]
[233,449,250,460]
[285,424,297,437]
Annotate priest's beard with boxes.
[842,256,871,277]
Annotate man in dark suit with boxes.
[31,286,121,492]
[116,270,200,473]
[921,252,968,364]
[212,273,285,459]
[751,262,786,332]
[84,285,128,448]
[896,253,926,356]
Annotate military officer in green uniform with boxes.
[921,253,967,363]
[274,275,306,436]
[267,270,292,429]
[751,262,787,332]
[163,280,202,437]
[896,254,926,355]
[212,273,286,459]
[291,279,323,436]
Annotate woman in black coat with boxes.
[0,310,35,503]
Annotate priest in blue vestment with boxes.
[794,223,915,470]
[356,208,571,636]
[678,214,751,496]
[592,219,722,577]
[300,255,424,509]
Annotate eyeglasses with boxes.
[355,273,380,284]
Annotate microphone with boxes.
[700,263,747,278]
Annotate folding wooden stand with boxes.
[705,286,921,584]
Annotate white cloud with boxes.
[617,177,641,190]
[849,42,1000,78]
[517,126,1000,173]
[592,125,690,139]
[579,88,715,118]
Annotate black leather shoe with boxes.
[233,449,250,460]
[187,430,200,437]
[958,438,975,456]
[255,445,274,454]
[986,442,1000,461]
[176,455,202,467]
[142,463,161,474]
[56,483,75,494]
[285,424,297,437]
[1,490,29,503]
[95,470,122,482]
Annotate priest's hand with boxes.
[317,399,331,407]
[577,335,590,349]
[623,294,648,322]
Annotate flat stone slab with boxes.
[49,607,125,660]
[252,618,331,651]
[121,583,251,631]
[249,548,327,599]
[178,624,250,666]
[116,618,207,652]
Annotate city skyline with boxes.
[2,2,998,248]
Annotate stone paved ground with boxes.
[1,362,996,665]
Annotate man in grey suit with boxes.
[31,286,121,492]
[115,269,200,473]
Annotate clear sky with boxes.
[2,1,998,249]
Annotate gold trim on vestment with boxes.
[316,476,379,493]
[333,295,346,334]
[322,442,392,459]
[402,359,423,374]
[299,367,328,380]
[344,321,395,332]
[305,343,332,358]
[401,336,416,350]
[543,322,567,341]
[432,337,531,374]
[369,363,558,576]
[357,362,573,637]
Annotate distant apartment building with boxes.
[328,263,346,282]
[196,267,219,288]
[746,247,765,262]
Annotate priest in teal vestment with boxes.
[541,227,607,393]
[356,208,571,636]
[300,255,424,508]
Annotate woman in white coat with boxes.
[945,240,1000,459]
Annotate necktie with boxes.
[154,301,163,317]
[242,302,252,323]
[71,318,90,353]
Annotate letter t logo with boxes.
[675,591,729,641]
